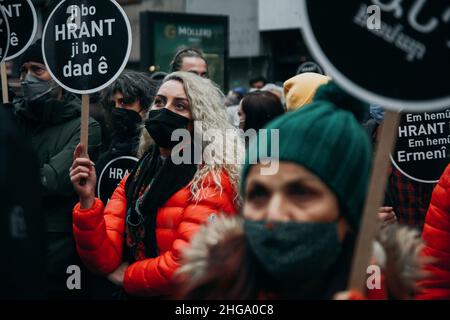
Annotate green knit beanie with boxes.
[241,82,372,229]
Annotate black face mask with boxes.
[145,108,191,148]
[111,108,143,137]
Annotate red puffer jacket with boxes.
[417,164,450,300]
[73,170,237,297]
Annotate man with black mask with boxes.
[98,71,156,163]
[12,39,102,299]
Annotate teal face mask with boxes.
[244,219,342,297]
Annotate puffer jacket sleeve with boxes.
[123,171,237,297]
[417,164,450,299]
[72,176,128,275]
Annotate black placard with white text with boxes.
[0,5,10,62]
[97,156,138,205]
[391,108,450,183]
[42,0,132,94]
[300,0,450,112]
[1,0,36,60]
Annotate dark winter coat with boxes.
[14,94,102,232]
[14,94,101,297]
[0,105,46,298]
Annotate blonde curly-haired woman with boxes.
[70,72,244,298]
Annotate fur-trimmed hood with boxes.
[178,216,428,299]
[179,216,245,281]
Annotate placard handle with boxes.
[347,110,400,293]
[1,61,9,103]
[79,94,90,186]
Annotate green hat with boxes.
[241,82,372,229]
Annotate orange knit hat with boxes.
[283,72,331,111]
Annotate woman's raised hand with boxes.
[70,143,97,209]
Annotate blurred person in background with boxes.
[97,71,157,170]
[261,83,284,104]
[283,72,331,112]
[170,48,208,78]
[249,75,267,91]
[225,86,247,128]
[388,162,435,231]
[238,90,285,133]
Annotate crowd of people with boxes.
[0,40,449,300]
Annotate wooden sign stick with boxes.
[347,110,401,293]
[1,61,9,103]
[80,94,90,157]
[79,94,90,186]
